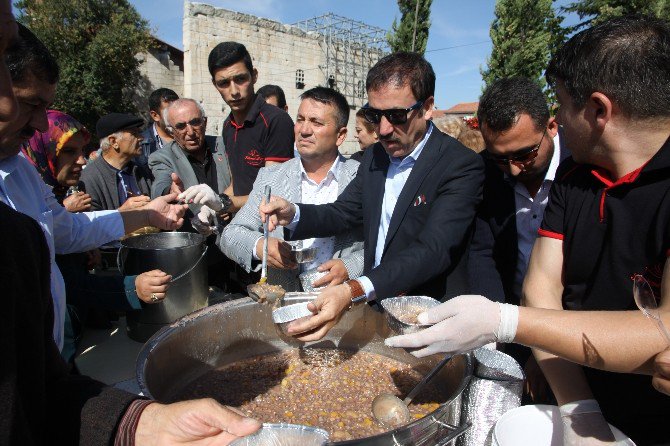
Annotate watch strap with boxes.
[345,279,366,308]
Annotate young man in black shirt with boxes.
[208,42,294,206]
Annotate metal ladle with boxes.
[372,354,453,428]
[247,185,286,304]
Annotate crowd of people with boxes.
[2,0,670,443]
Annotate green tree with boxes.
[387,0,433,55]
[481,0,563,101]
[16,0,152,136]
[562,0,670,32]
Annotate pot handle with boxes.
[169,243,208,283]
[434,420,471,446]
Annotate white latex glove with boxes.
[190,205,218,236]
[559,400,618,445]
[384,295,518,357]
[178,184,222,211]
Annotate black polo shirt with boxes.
[222,94,294,196]
[538,137,670,445]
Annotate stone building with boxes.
[181,2,388,155]
[134,36,184,120]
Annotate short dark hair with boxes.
[366,52,435,101]
[355,108,375,132]
[6,23,59,85]
[148,88,179,113]
[546,15,670,119]
[257,84,287,109]
[300,87,349,128]
[478,77,549,133]
[208,41,253,78]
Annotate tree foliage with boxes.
[16,0,152,136]
[387,0,433,55]
[562,0,670,32]
[481,0,563,102]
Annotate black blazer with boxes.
[289,129,484,301]
[468,137,571,305]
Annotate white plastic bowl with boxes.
[493,405,635,446]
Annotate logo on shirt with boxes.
[413,194,427,206]
[244,149,264,167]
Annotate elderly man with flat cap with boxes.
[80,113,153,211]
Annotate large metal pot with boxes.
[137,297,473,445]
[119,232,208,342]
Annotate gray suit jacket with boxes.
[221,155,364,291]
[148,135,232,199]
[80,156,153,211]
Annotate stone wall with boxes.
[134,42,184,120]
[183,2,384,155]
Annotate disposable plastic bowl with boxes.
[492,405,635,446]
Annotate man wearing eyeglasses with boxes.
[208,42,294,208]
[468,77,570,402]
[260,52,484,341]
[149,98,236,289]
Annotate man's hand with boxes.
[135,270,172,303]
[653,348,670,396]
[134,398,261,446]
[143,193,188,231]
[178,184,222,211]
[255,237,296,269]
[169,172,184,195]
[312,259,349,288]
[191,205,218,237]
[63,191,91,212]
[286,283,352,341]
[384,295,501,357]
[119,195,151,211]
[259,195,296,232]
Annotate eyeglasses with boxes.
[172,117,205,132]
[214,73,252,89]
[485,130,547,166]
[362,100,424,126]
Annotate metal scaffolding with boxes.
[293,13,389,108]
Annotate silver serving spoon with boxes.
[371,354,452,428]
[633,274,670,345]
[260,185,271,284]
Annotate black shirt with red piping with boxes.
[538,137,670,445]
[222,94,294,196]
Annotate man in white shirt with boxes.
[468,76,569,401]
[1,23,187,351]
[195,87,363,291]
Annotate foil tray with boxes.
[380,296,441,335]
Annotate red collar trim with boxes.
[590,161,648,188]
[229,118,244,130]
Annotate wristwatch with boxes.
[217,193,233,215]
[345,279,367,310]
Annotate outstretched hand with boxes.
[135,398,261,446]
[259,195,296,232]
[384,295,501,357]
[286,283,352,341]
[145,193,188,230]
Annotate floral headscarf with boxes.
[21,109,91,188]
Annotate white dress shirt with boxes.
[298,156,340,271]
[511,134,561,297]
[0,155,124,350]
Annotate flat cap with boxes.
[96,113,144,138]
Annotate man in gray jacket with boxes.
[194,87,363,291]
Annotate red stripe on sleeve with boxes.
[538,229,564,240]
[265,157,291,162]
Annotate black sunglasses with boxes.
[173,117,205,132]
[362,100,424,125]
[485,130,547,166]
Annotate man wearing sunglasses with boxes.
[260,52,484,342]
[468,77,570,402]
